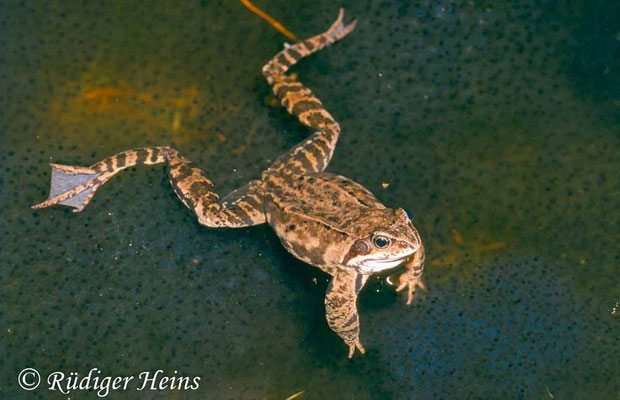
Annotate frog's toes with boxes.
[327,8,357,42]
[347,339,366,359]
[396,278,426,306]
[329,8,345,33]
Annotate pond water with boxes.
[2,0,618,399]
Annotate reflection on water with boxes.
[50,77,201,136]
[2,0,617,399]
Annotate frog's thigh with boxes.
[168,153,265,227]
[218,181,266,226]
[267,129,339,175]
[325,269,368,347]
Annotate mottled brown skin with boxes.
[32,9,426,358]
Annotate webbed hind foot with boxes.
[32,163,104,212]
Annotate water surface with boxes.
[2,0,618,399]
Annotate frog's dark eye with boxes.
[372,235,391,248]
[404,209,413,220]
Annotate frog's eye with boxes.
[372,235,391,249]
[404,209,413,220]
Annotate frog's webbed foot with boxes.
[325,269,369,358]
[325,8,357,43]
[32,163,104,212]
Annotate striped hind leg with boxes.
[32,147,265,228]
[167,153,265,227]
[32,147,172,213]
[262,9,357,175]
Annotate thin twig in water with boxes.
[240,0,298,41]
[285,391,305,400]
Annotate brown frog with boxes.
[32,9,426,358]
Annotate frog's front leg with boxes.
[325,269,369,358]
[395,245,426,305]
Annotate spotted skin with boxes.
[32,9,426,358]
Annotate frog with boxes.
[32,9,426,358]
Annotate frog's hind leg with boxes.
[32,164,101,212]
[32,147,171,213]
[262,9,357,175]
[167,153,265,227]
[263,8,356,80]
[325,269,369,358]
[33,147,266,228]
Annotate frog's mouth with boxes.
[358,253,412,273]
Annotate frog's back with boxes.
[261,172,385,267]
[264,172,384,223]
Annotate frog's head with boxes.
[342,208,422,274]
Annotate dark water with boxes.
[2,1,618,399]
